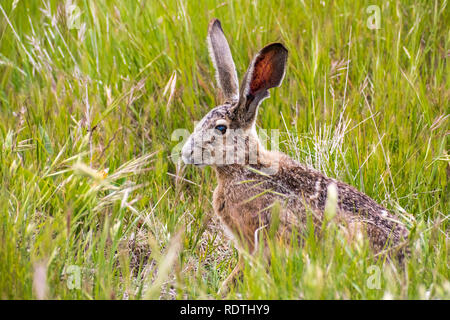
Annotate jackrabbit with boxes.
[181,19,409,287]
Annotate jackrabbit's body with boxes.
[213,151,408,260]
[182,19,408,262]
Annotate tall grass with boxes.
[0,0,448,299]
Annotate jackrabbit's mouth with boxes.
[181,154,206,168]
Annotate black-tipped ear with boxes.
[207,19,239,103]
[233,43,288,126]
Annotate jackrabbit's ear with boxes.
[207,19,239,103]
[233,43,288,126]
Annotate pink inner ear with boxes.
[249,50,276,95]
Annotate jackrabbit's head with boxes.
[182,19,288,167]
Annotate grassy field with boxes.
[0,0,448,299]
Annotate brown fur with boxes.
[213,149,409,261]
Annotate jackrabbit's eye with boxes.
[215,125,227,135]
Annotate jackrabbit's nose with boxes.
[181,145,194,164]
[182,153,193,165]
